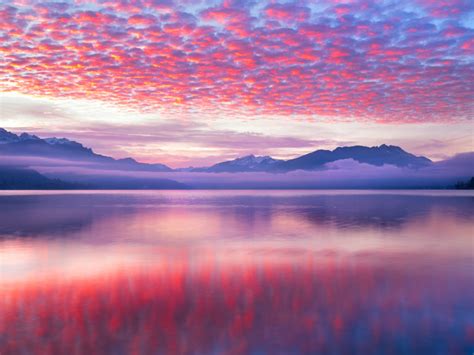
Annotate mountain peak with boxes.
[117,157,138,164]
[237,155,274,163]
[194,154,282,172]
[0,128,19,143]
[377,144,404,152]
[240,154,256,159]
[45,137,79,145]
[19,133,41,141]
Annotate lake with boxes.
[0,190,473,354]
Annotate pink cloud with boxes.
[264,4,310,22]
[0,0,473,121]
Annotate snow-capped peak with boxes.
[45,137,76,145]
[230,155,279,167]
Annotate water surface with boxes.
[0,190,473,354]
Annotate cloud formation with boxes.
[1,0,473,121]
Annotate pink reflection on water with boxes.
[0,191,473,354]
[1,249,473,354]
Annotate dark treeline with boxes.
[455,177,474,190]
[0,166,83,190]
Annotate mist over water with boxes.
[1,152,473,189]
[0,190,473,354]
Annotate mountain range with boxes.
[1,127,471,189]
[194,145,432,173]
[0,128,433,173]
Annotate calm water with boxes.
[0,190,473,354]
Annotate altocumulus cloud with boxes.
[1,0,473,121]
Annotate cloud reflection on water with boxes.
[0,191,473,354]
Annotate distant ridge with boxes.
[0,128,472,190]
[191,145,432,173]
[276,144,432,172]
[0,166,83,189]
[1,128,432,173]
[0,128,171,172]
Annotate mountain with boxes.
[274,145,432,172]
[189,145,432,173]
[2,127,472,189]
[192,155,283,173]
[0,128,433,175]
[0,128,20,144]
[0,128,171,172]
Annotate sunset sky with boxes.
[1,0,473,167]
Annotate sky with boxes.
[1,0,473,167]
